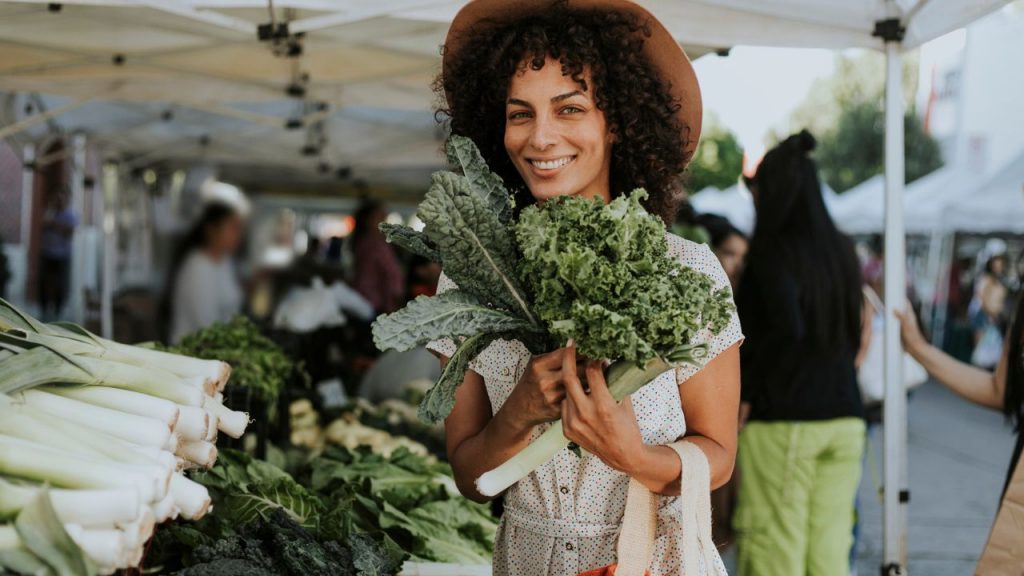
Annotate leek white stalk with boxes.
[163,432,182,453]
[0,525,18,550]
[203,396,248,438]
[17,390,171,449]
[476,357,671,497]
[65,524,126,570]
[102,339,230,392]
[0,399,176,479]
[177,440,217,468]
[151,492,178,523]
[113,508,154,553]
[0,435,168,503]
[169,474,211,520]
[204,413,219,442]
[0,479,140,527]
[0,347,204,407]
[44,385,180,428]
[174,405,210,441]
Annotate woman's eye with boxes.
[560,106,584,115]
[508,111,531,120]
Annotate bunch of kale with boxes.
[372,136,733,424]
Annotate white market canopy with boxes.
[940,148,1024,234]
[0,0,1011,197]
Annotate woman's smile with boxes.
[527,155,577,175]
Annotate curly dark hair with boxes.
[435,3,691,224]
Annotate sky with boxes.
[691,46,839,168]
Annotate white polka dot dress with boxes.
[428,234,743,576]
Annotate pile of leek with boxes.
[0,299,250,574]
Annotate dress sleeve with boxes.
[675,243,744,384]
[424,271,458,359]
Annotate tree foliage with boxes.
[684,117,744,193]
[785,51,943,193]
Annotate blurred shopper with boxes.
[695,212,748,550]
[697,213,748,290]
[897,281,1023,498]
[970,240,1009,369]
[734,130,866,576]
[38,188,78,320]
[350,200,404,315]
[165,202,245,344]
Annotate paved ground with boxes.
[723,380,1016,575]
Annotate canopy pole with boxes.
[879,20,909,576]
[68,133,87,324]
[100,162,119,340]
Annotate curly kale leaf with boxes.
[516,190,735,366]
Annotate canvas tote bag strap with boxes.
[615,477,657,576]
[614,440,716,576]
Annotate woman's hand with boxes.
[893,303,927,356]
[505,347,574,427]
[560,342,645,473]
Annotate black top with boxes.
[740,270,865,422]
[1007,429,1024,497]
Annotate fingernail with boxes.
[566,338,575,348]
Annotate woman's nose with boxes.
[529,115,557,151]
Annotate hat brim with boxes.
[443,0,702,167]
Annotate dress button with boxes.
[501,367,510,377]
[565,542,574,551]
[559,486,570,495]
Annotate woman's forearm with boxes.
[449,402,539,503]
[624,435,732,496]
[907,338,1003,410]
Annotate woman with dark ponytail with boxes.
[733,130,867,575]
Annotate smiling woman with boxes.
[429,2,741,576]
[436,1,699,224]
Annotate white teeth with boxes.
[531,157,573,170]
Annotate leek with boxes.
[476,357,672,497]
[43,385,180,428]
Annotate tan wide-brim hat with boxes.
[443,0,702,166]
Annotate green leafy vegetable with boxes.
[516,189,735,366]
[372,291,534,353]
[169,316,302,405]
[379,224,439,263]
[418,171,534,322]
[445,135,515,224]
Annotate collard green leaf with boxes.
[445,135,514,224]
[418,171,534,324]
[221,478,324,532]
[379,223,439,263]
[372,290,536,353]
[14,488,93,576]
[417,332,507,424]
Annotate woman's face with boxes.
[714,233,748,288]
[504,57,614,204]
[208,214,244,256]
[989,256,1006,276]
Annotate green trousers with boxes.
[734,418,865,576]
